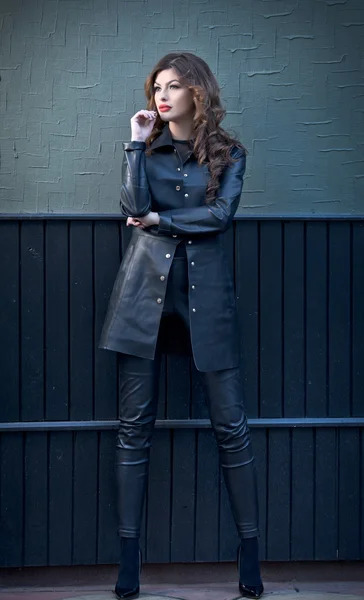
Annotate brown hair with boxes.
[144,52,248,204]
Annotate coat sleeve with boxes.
[156,149,246,237]
[119,141,151,218]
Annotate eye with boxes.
[153,84,180,92]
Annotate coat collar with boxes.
[149,125,174,150]
[149,125,195,155]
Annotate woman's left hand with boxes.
[126,211,160,228]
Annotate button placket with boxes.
[185,248,196,312]
[173,145,185,195]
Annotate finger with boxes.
[140,110,157,120]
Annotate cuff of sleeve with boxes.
[157,213,172,235]
[123,141,147,151]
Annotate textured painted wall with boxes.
[0,0,363,215]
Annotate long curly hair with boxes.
[144,52,248,204]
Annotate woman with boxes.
[99,52,264,599]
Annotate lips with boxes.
[159,106,172,112]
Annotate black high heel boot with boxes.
[114,537,142,600]
[237,541,264,598]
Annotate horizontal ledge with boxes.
[1,417,364,432]
[0,213,364,221]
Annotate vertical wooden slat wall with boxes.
[0,217,363,567]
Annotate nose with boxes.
[160,90,169,102]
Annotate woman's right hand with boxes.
[131,110,157,142]
[126,216,145,229]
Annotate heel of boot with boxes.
[237,543,264,598]
[114,540,141,599]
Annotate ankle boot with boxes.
[114,537,142,600]
[237,538,264,598]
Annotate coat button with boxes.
[184,193,189,198]
[160,275,165,281]
[177,167,181,171]
[157,298,162,303]
[188,240,192,244]
[176,185,181,191]
[166,253,171,258]
[192,308,196,312]
[172,234,177,238]
[184,173,188,177]
[191,261,195,266]
[191,285,195,289]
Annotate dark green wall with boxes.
[0,0,363,214]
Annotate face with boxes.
[154,68,195,122]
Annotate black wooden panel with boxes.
[73,431,98,564]
[338,428,360,559]
[259,222,283,418]
[235,221,259,418]
[218,470,238,561]
[147,429,171,563]
[352,222,364,417]
[315,428,337,559]
[156,355,167,420]
[361,428,364,560]
[266,429,290,560]
[170,429,196,562]
[1,216,364,568]
[328,222,351,417]
[69,221,94,421]
[0,222,19,421]
[190,365,208,419]
[94,221,120,420]
[24,432,48,566]
[121,221,133,255]
[97,431,118,564]
[48,432,73,565]
[291,429,314,559]
[0,433,23,566]
[283,222,305,417]
[20,222,44,421]
[252,428,267,561]
[166,355,190,419]
[139,490,147,563]
[45,221,69,420]
[195,429,219,561]
[305,222,328,417]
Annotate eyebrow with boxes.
[154,79,180,86]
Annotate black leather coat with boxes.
[98,125,247,372]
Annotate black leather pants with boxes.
[116,250,260,540]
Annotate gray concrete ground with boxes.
[1,562,364,599]
[1,589,364,599]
